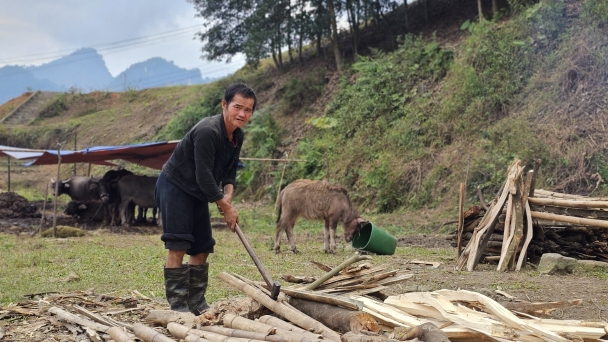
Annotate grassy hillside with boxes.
[0,0,606,227]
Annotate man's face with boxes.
[222,94,255,130]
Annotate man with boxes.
[155,83,256,314]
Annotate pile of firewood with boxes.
[454,159,608,271]
[6,252,608,341]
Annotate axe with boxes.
[234,223,281,300]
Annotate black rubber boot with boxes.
[187,263,210,315]
[163,266,190,312]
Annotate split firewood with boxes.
[199,325,271,340]
[132,322,176,342]
[282,275,316,284]
[258,315,313,334]
[342,263,373,274]
[289,298,379,334]
[305,252,373,291]
[280,288,363,311]
[500,299,582,316]
[313,266,386,290]
[217,274,342,342]
[391,323,449,342]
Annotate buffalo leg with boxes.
[323,218,331,253]
[329,221,338,253]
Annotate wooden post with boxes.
[88,162,92,177]
[73,131,77,176]
[529,159,542,198]
[6,155,10,192]
[274,154,288,219]
[52,146,62,238]
[38,182,49,234]
[457,182,465,256]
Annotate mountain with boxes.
[106,57,205,92]
[0,48,213,104]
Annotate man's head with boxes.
[224,83,257,112]
[222,83,257,131]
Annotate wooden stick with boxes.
[258,315,314,334]
[240,158,305,162]
[305,252,372,290]
[199,325,271,340]
[145,310,197,326]
[133,323,177,342]
[289,298,379,333]
[38,182,49,233]
[516,201,534,271]
[528,159,541,197]
[48,306,111,333]
[218,273,341,342]
[530,211,608,229]
[457,182,465,256]
[528,197,608,209]
[107,326,137,342]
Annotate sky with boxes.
[0,1,246,79]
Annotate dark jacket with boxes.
[162,114,243,202]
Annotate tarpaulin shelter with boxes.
[24,140,181,170]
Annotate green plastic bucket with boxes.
[351,222,397,255]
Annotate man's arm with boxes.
[216,184,237,231]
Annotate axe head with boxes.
[270,281,281,300]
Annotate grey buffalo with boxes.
[51,176,101,201]
[275,179,366,254]
[116,174,158,226]
[64,200,105,222]
[96,169,134,225]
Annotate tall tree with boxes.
[327,0,344,72]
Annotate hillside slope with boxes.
[0,0,606,229]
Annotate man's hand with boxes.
[215,196,237,232]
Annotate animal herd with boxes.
[52,169,158,227]
[53,171,367,253]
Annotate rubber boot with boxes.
[187,263,210,315]
[163,266,190,312]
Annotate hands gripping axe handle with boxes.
[234,223,281,300]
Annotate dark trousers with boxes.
[155,172,215,255]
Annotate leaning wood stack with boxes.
[455,158,608,271]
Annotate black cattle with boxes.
[116,174,158,227]
[63,200,105,222]
[95,169,134,225]
[50,176,101,201]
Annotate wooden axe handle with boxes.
[234,223,280,299]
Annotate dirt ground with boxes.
[1,194,607,326]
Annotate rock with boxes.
[577,260,608,271]
[538,253,576,275]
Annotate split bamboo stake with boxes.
[457,182,465,256]
[169,323,265,342]
[528,197,608,209]
[305,252,372,290]
[218,273,342,342]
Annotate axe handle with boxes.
[234,223,275,291]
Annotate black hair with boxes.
[224,83,257,112]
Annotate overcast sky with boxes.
[0,1,245,78]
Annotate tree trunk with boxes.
[326,0,343,73]
[403,0,410,32]
[478,0,484,21]
[289,298,379,334]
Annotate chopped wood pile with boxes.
[454,159,608,271]
[3,252,608,341]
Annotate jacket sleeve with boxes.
[193,125,224,202]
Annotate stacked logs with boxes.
[453,159,608,270]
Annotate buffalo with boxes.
[50,176,101,201]
[64,200,105,222]
[96,169,134,225]
[275,179,366,254]
[116,174,158,226]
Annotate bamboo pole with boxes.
[279,289,363,311]
[530,211,608,229]
[528,197,608,209]
[38,182,49,234]
[107,327,137,342]
[6,155,10,192]
[218,273,341,342]
[133,323,177,342]
[52,146,62,238]
[168,323,264,342]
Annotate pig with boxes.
[275,179,366,254]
